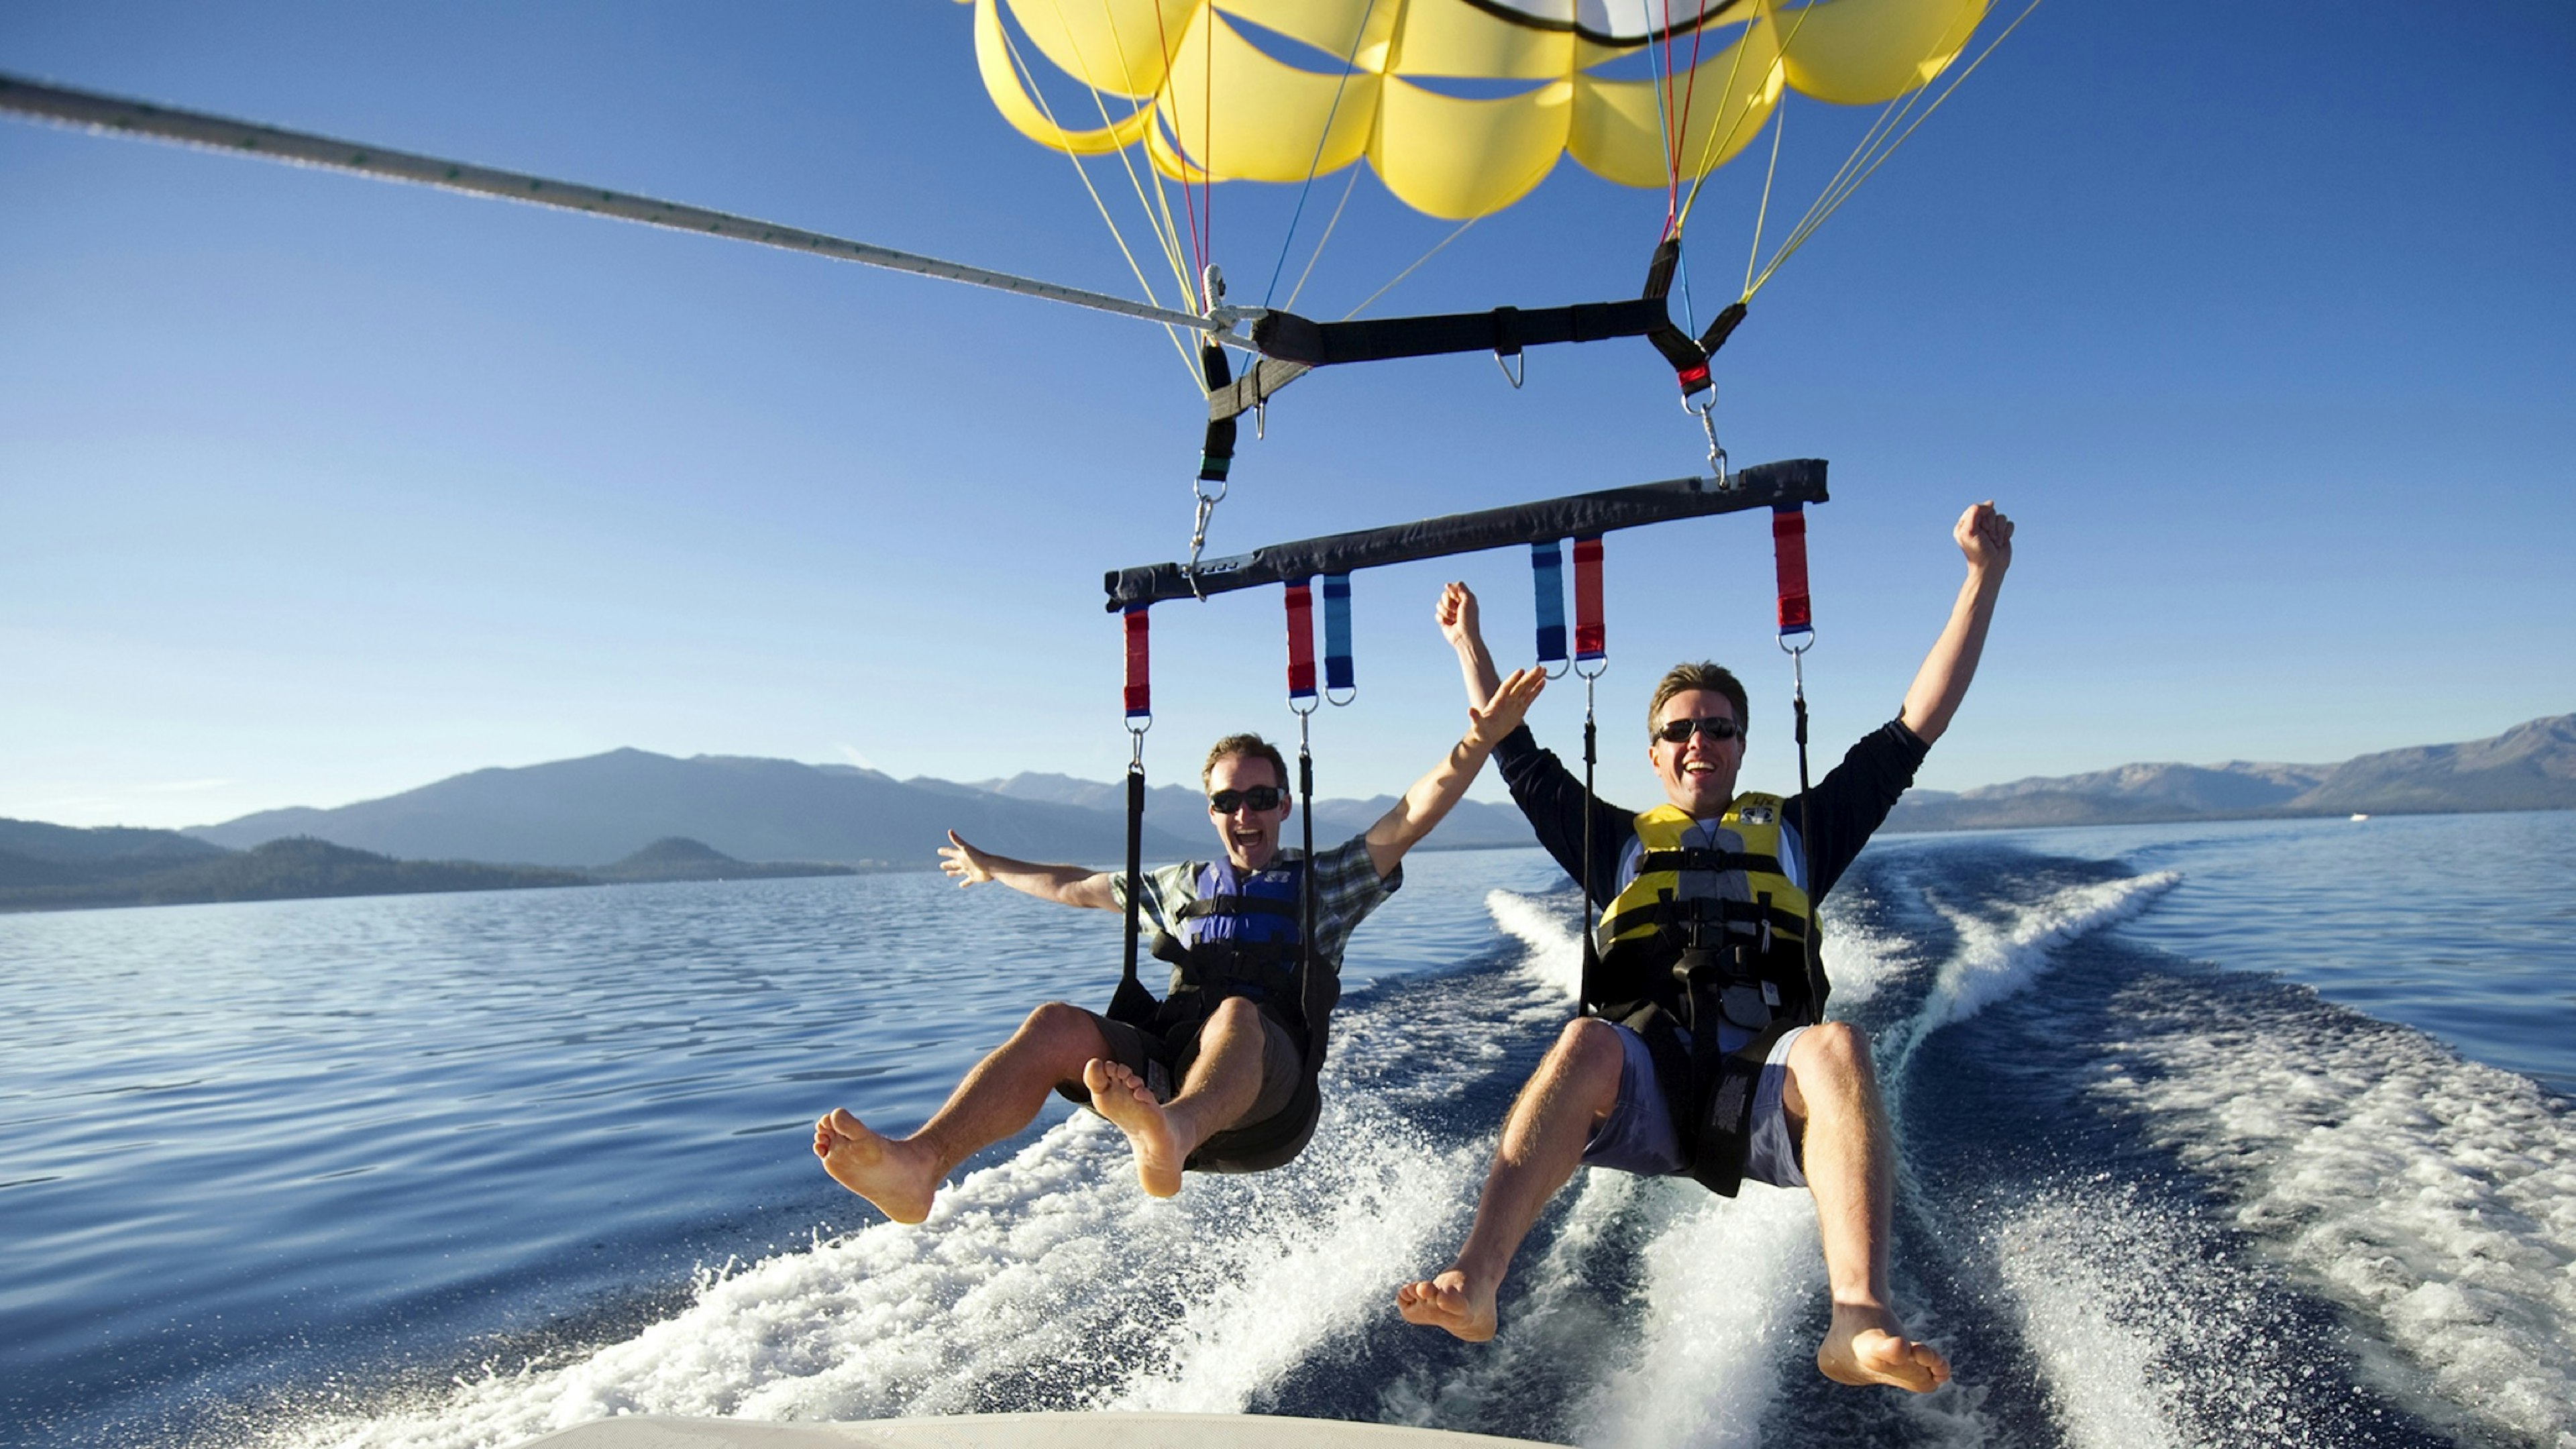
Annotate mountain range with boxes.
[1882,712,2576,831]
[9,714,2567,914]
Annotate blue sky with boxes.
[3,2,2571,831]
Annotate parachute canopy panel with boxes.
[973,0,1989,220]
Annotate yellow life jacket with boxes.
[1584,795,1827,1199]
[1591,796,1818,1026]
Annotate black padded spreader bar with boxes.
[1250,297,1671,370]
[1104,458,1828,610]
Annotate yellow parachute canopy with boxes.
[972,0,1988,221]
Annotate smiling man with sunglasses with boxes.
[812,653,1545,1222]
[1397,501,2014,1397]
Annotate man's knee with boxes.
[1548,1016,1627,1086]
[1022,1000,1108,1057]
[1203,994,1263,1036]
[1785,1021,1877,1118]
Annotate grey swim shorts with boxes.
[1578,1022,1808,1188]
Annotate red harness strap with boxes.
[1284,579,1318,702]
[1123,604,1152,720]
[1772,504,1813,640]
[1572,536,1606,662]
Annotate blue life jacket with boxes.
[1150,857,1305,1017]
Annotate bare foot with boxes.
[812,1108,938,1224]
[1395,1267,1497,1343]
[1817,1301,1950,1392]
[1083,1058,1185,1197]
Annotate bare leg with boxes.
[1086,995,1268,1197]
[1784,1022,1951,1393]
[1397,1016,1625,1342]
[813,1000,1108,1224]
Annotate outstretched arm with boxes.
[1438,582,1505,708]
[939,830,1118,910]
[1364,666,1548,878]
[1898,502,2015,746]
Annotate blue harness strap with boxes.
[1531,541,1568,669]
[1321,572,1354,699]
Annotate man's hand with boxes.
[1437,581,1483,654]
[1467,667,1546,752]
[940,830,996,888]
[1956,501,2014,575]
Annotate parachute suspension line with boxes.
[1531,542,1570,680]
[1322,573,1357,705]
[1750,0,2049,299]
[1004,7,1199,379]
[1662,0,1711,237]
[1264,0,1383,308]
[1648,2,1679,233]
[1743,98,1789,299]
[1283,165,1364,315]
[1344,218,1479,321]
[1674,1,1809,239]
[1024,0,1193,301]
[1140,0,1206,292]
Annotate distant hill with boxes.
[969,771,1539,851]
[0,837,582,912]
[589,837,853,883]
[1886,714,2576,831]
[190,749,1197,867]
[0,818,228,890]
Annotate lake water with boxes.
[3,812,2571,1448]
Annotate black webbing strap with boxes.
[1792,684,1826,1018]
[1578,706,1602,1013]
[1198,343,1236,484]
[1208,358,1311,424]
[1632,848,1785,876]
[1297,745,1323,1071]
[1174,894,1299,922]
[1109,761,1159,1026]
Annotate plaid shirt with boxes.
[1110,835,1400,998]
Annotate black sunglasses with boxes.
[1655,716,1744,745]
[1208,785,1285,814]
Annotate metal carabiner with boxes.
[1684,386,1729,486]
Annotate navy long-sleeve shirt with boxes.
[1491,718,1929,909]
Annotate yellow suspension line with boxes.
[1672,2,1801,239]
[1748,0,2047,299]
[1743,97,1788,297]
[1284,164,1365,315]
[1051,0,1199,317]
[1344,217,1478,321]
[1002,7,1201,383]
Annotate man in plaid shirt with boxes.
[814,653,1544,1221]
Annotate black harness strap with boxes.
[1207,357,1311,424]
[1297,742,1322,1073]
[1108,757,1159,1027]
[1197,343,1237,484]
[1173,894,1299,922]
[1630,848,1786,876]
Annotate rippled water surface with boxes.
[3,814,2570,1448]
